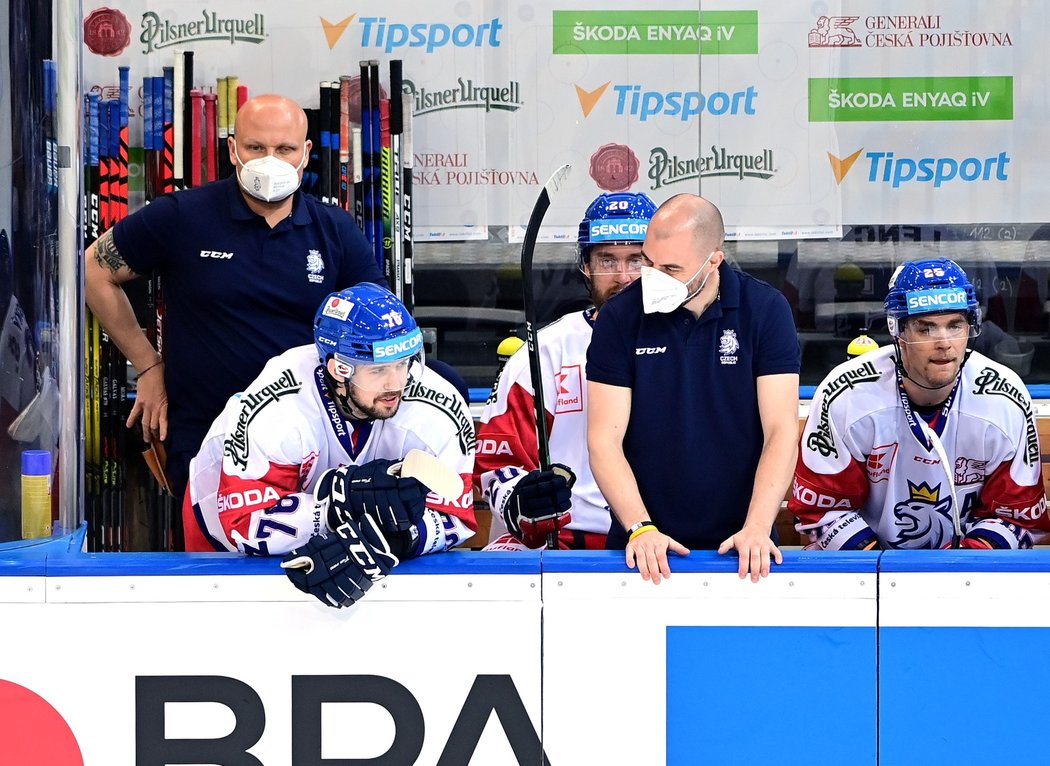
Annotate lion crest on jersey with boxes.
[955,456,988,486]
[892,480,953,547]
[718,329,739,365]
[306,249,325,284]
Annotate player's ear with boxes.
[227,136,238,168]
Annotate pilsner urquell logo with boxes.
[648,145,775,190]
[403,78,523,116]
[140,10,266,54]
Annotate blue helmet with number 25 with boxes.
[884,258,980,337]
[314,283,424,369]
[577,192,657,267]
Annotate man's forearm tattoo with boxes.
[93,229,131,273]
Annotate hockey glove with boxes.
[316,459,427,535]
[281,513,398,608]
[505,464,576,549]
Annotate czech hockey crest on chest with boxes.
[306,249,325,284]
[718,328,740,364]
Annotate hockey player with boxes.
[476,192,656,550]
[183,283,476,607]
[791,258,1048,550]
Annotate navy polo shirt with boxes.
[114,175,383,465]
[587,262,800,550]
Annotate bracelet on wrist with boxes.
[627,520,657,542]
[136,360,164,379]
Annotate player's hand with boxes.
[626,528,689,585]
[718,523,783,583]
[281,513,398,608]
[506,464,575,548]
[316,459,427,534]
[127,362,168,443]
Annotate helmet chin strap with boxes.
[892,339,972,392]
[322,367,366,420]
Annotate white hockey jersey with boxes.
[184,345,476,555]
[475,309,611,547]
[790,345,1047,550]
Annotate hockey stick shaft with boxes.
[320,80,331,204]
[389,60,404,304]
[519,164,572,548]
[401,92,414,312]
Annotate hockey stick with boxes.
[329,82,340,208]
[117,67,129,220]
[173,52,184,190]
[320,80,332,204]
[399,449,462,502]
[352,126,363,229]
[217,77,229,180]
[369,61,384,273]
[190,90,203,187]
[204,92,217,182]
[388,60,405,304]
[380,97,393,283]
[226,76,239,180]
[182,51,194,186]
[520,163,571,549]
[162,66,175,193]
[359,61,376,261]
[339,76,351,210]
[400,91,415,312]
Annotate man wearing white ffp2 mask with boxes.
[234,144,308,203]
[587,193,801,589]
[640,251,716,314]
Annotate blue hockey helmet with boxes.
[314,283,424,371]
[884,258,980,337]
[577,192,657,268]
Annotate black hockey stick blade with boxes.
[519,163,571,549]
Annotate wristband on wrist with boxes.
[136,359,164,379]
[627,520,657,542]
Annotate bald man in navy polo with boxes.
[85,94,383,539]
[587,194,800,584]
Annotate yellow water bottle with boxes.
[21,449,51,539]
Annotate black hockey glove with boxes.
[505,464,576,549]
[281,513,398,608]
[316,459,427,535]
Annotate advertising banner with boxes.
[81,2,1046,237]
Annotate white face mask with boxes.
[234,145,307,203]
[641,252,716,314]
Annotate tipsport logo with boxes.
[321,14,504,53]
[828,148,1010,188]
[574,81,757,120]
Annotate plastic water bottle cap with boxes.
[22,450,50,476]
